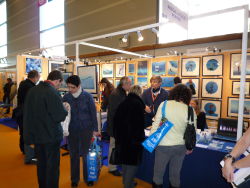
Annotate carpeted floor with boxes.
[0,118,18,130]
[0,124,151,188]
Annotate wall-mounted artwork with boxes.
[182,78,199,98]
[201,100,221,120]
[232,81,250,95]
[26,58,42,73]
[60,72,73,91]
[115,63,126,77]
[243,121,249,133]
[102,64,114,78]
[161,77,175,88]
[228,97,250,118]
[167,60,178,75]
[202,78,223,99]
[77,65,97,94]
[137,77,148,87]
[181,57,200,77]
[137,61,148,76]
[128,64,135,74]
[152,61,166,75]
[48,60,64,72]
[230,53,250,79]
[128,75,135,85]
[115,79,120,87]
[202,55,223,76]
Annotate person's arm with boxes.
[150,102,163,134]
[222,127,250,182]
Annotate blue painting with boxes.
[185,61,196,72]
[202,100,221,120]
[78,65,97,94]
[128,64,135,73]
[115,80,120,87]
[137,77,148,87]
[202,79,222,98]
[167,61,178,75]
[128,76,134,85]
[60,72,72,90]
[229,99,250,118]
[152,61,166,75]
[161,77,175,88]
[102,64,114,77]
[203,55,223,76]
[26,58,42,73]
[205,81,218,94]
[182,78,199,97]
[204,103,218,117]
[182,58,200,76]
[137,61,148,76]
[206,59,219,71]
[81,76,95,89]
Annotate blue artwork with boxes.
[185,61,196,72]
[204,103,218,117]
[26,58,42,73]
[206,59,219,71]
[161,77,175,88]
[61,72,72,89]
[81,76,95,89]
[115,80,120,87]
[230,100,250,115]
[152,61,166,75]
[168,61,178,75]
[128,64,135,73]
[137,77,148,87]
[205,81,218,94]
[137,61,148,76]
[128,76,134,85]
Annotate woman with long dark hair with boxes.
[100,78,114,111]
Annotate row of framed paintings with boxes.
[201,97,250,120]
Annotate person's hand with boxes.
[63,102,70,112]
[145,105,152,113]
[222,159,235,182]
[186,150,193,155]
[93,131,101,137]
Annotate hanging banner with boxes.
[162,0,188,30]
[38,0,47,7]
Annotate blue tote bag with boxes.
[142,101,174,153]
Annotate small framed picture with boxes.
[181,57,200,77]
[182,78,199,98]
[227,97,250,118]
[167,60,178,75]
[48,60,64,73]
[201,78,223,99]
[161,77,175,88]
[137,77,148,88]
[201,100,221,120]
[202,55,223,76]
[115,63,126,77]
[60,72,73,91]
[128,63,135,74]
[232,81,250,95]
[230,53,250,79]
[137,61,148,76]
[102,63,114,78]
[152,61,166,75]
[128,75,135,85]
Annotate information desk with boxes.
[136,141,234,188]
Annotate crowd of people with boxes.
[7,70,250,188]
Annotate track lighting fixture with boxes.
[122,34,128,43]
[137,31,144,41]
[151,28,159,37]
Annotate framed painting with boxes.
[26,58,42,73]
[167,60,178,75]
[60,72,73,91]
[201,100,221,120]
[181,57,200,77]
[152,61,166,75]
[48,60,64,73]
[182,78,199,98]
[128,75,135,85]
[230,53,250,79]
[115,79,120,87]
[128,63,135,74]
[137,61,148,76]
[115,63,126,77]
[161,77,175,88]
[137,77,148,87]
[102,63,114,78]
[202,55,223,76]
[228,97,250,118]
[232,81,250,95]
[77,65,98,94]
[201,78,223,99]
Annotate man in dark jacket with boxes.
[142,76,168,127]
[23,70,68,188]
[16,70,40,164]
[3,78,13,114]
[174,76,196,95]
[107,76,131,176]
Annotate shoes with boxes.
[86,181,94,186]
[71,182,78,187]
[109,169,122,176]
[25,158,37,165]
[152,182,163,188]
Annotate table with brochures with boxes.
[136,135,235,188]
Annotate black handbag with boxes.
[109,147,121,165]
[183,106,196,150]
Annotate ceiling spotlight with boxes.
[137,31,144,41]
[122,34,128,43]
[151,28,159,37]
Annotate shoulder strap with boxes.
[188,106,194,125]
[162,100,167,119]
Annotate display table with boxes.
[136,140,235,188]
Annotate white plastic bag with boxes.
[61,102,71,136]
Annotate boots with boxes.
[152,182,163,188]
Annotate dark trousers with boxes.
[3,95,10,113]
[122,164,138,188]
[35,141,61,188]
[68,129,92,184]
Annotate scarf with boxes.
[72,86,82,98]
